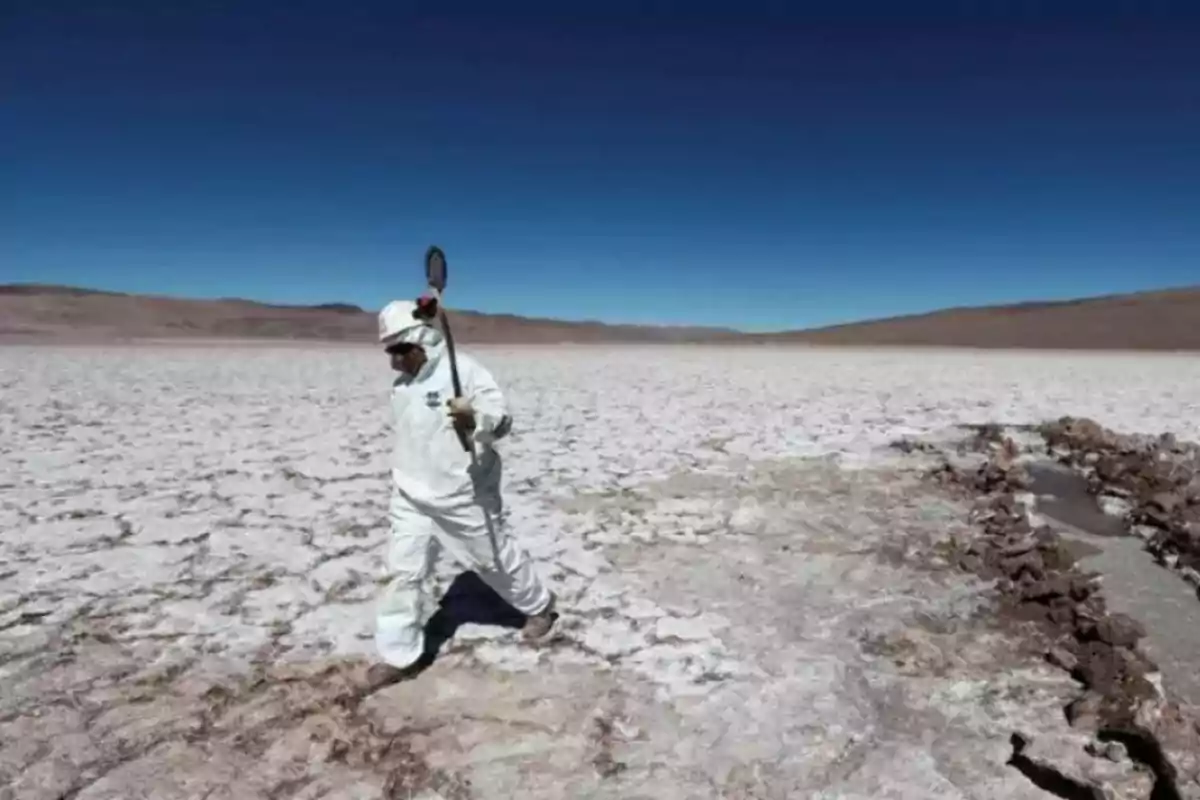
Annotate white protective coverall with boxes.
[375,301,553,668]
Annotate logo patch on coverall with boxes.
[424,391,441,408]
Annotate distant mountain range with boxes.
[2,283,1199,350]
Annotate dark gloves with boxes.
[414,295,439,321]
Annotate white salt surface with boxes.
[2,344,1199,799]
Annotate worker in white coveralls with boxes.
[367,297,557,689]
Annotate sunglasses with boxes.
[385,342,417,356]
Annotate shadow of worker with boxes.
[404,570,527,676]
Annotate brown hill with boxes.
[764,286,1200,351]
[0,284,742,344]
[2,284,1198,349]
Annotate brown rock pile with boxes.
[931,434,1162,730]
[1041,416,1200,586]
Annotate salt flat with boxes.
[3,344,1200,799]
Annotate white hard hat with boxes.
[378,299,422,344]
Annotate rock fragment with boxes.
[1039,416,1200,581]
[919,422,1200,800]
[927,427,1173,739]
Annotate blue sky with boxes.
[3,1,1199,331]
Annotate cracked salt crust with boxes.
[4,344,1200,798]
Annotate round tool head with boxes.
[425,245,448,293]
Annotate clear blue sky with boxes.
[3,1,1198,331]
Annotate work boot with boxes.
[364,657,427,692]
[522,593,558,640]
